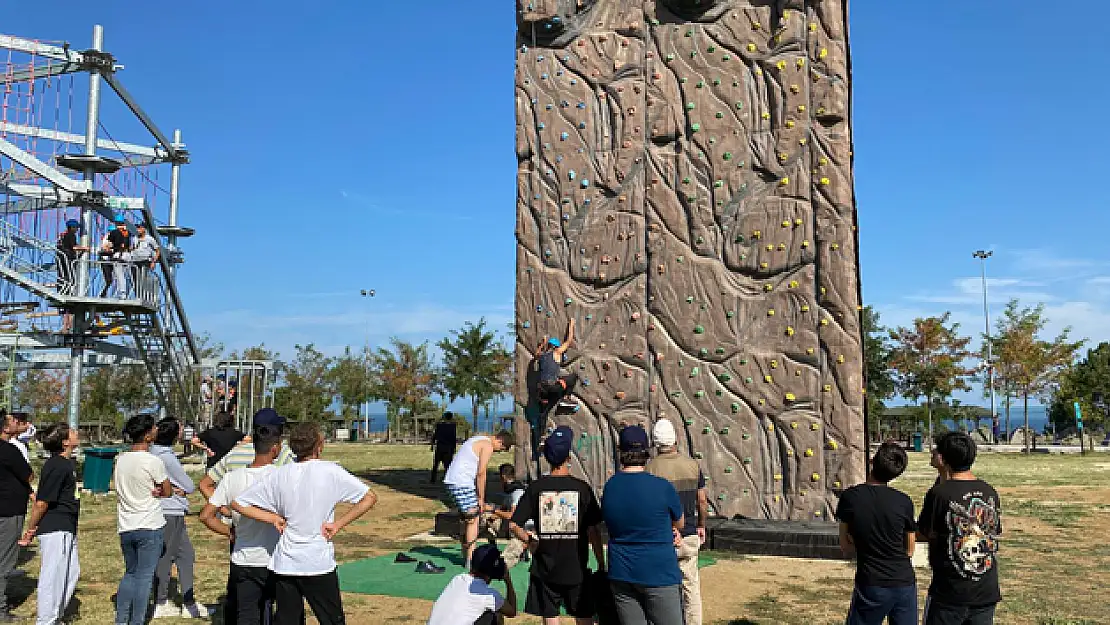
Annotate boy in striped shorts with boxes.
[444,431,514,569]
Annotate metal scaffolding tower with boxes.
[0,26,202,426]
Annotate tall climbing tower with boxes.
[514,0,866,521]
[0,27,200,427]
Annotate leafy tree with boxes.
[438,319,513,430]
[1049,342,1110,432]
[991,301,1083,452]
[273,344,334,422]
[329,346,373,420]
[368,338,439,437]
[14,370,67,422]
[114,366,157,418]
[862,306,895,439]
[888,313,973,446]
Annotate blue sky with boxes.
[9,1,1110,407]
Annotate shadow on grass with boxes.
[355,468,506,510]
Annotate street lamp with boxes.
[359,289,376,437]
[973,250,997,442]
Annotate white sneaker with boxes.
[152,602,181,619]
[182,602,213,619]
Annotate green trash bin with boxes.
[348,428,358,443]
[912,432,923,453]
[83,447,121,494]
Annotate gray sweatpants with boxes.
[153,515,195,604]
[0,515,24,610]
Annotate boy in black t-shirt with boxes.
[509,426,605,624]
[22,422,81,624]
[918,432,1002,625]
[836,442,918,625]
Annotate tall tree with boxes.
[1049,342,1110,432]
[368,338,439,437]
[862,306,896,439]
[991,301,1083,452]
[273,344,334,422]
[438,319,513,430]
[888,313,973,447]
[329,346,374,421]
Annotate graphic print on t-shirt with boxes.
[539,490,579,534]
[945,494,1000,578]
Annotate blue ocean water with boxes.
[941,404,1050,434]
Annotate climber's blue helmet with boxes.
[548,338,561,348]
[113,214,126,224]
[65,219,80,229]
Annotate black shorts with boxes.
[525,575,593,618]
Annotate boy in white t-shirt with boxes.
[428,544,518,625]
[200,424,283,625]
[113,415,173,625]
[233,423,377,625]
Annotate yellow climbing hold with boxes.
[763,284,773,292]
[765,244,774,251]
[796,58,806,69]
[760,262,769,269]
[785,392,796,401]
[801,304,810,312]
[761,111,771,119]
[778,152,789,161]
[820,177,831,185]
[789,280,799,288]
[823,384,832,392]
[764,374,774,383]
[752,21,762,30]
[798,104,806,112]
[799,138,807,146]
[806,347,815,355]
[801,240,810,248]
[810,423,820,431]
[767,423,775,432]
[808,22,818,32]
[833,480,842,489]
[786,449,794,457]
[785,326,795,336]
[770,360,778,368]
[777,243,786,251]
[804,448,814,457]
[790,422,798,429]
[794,218,804,226]
[818,157,828,166]
[790,84,800,94]
[747,42,757,52]
[753,230,762,239]
[827,440,839,450]
[767,309,775,316]
[779,176,789,185]
[776,60,787,70]
[774,473,782,481]
[831,242,840,250]
[819,48,828,58]
[785,120,795,129]
[811,472,821,482]
[758,398,766,406]
[836,354,845,364]
[820,318,830,326]
[781,220,792,228]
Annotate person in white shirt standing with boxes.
[114,415,173,625]
[233,423,377,625]
[129,222,159,300]
[200,424,283,625]
[443,431,514,569]
[428,543,517,625]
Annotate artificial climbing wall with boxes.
[514,0,866,521]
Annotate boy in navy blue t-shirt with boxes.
[602,425,684,625]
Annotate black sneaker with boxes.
[415,561,445,574]
[394,553,417,564]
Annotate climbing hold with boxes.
[747,43,757,52]
[696,80,705,88]
[691,123,701,132]
[819,48,828,58]
[811,472,821,482]
[726,310,735,319]
[581,179,590,188]
[820,318,830,326]
[789,280,799,289]
[723,152,733,161]
[836,354,845,364]
[666,53,675,62]
[724,466,733,473]
[820,177,830,186]
[823,384,832,392]
[767,423,775,432]
[779,177,790,186]
[693,325,705,334]
[810,423,820,431]
[800,304,811,312]
[560,132,569,140]
[776,60,787,70]
[786,449,793,456]
[689,367,700,378]
[804,448,815,458]
[686,101,696,111]
[731,402,740,413]
[826,440,839,450]
[801,240,810,248]
[735,101,743,110]
[694,452,704,459]
[773,473,782,481]
[718,372,732,383]
[694,390,705,398]
[715,347,726,355]
[785,326,795,336]
[715,112,724,119]
[742,433,751,441]
[764,284,773,292]
[781,220,791,228]
[767,309,775,316]
[564,297,573,306]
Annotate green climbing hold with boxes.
[718,373,732,383]
[694,452,704,459]
[699,348,709,357]
[744,376,753,383]
[731,402,740,413]
[715,347,726,355]
[564,297,573,306]
[693,325,705,334]
[694,390,705,398]
[739,358,748,365]
[726,310,735,318]
[690,123,701,132]
[713,78,721,86]
[696,236,705,244]
[722,54,731,61]
[707,45,716,52]
[716,112,724,119]
[724,466,733,473]
[685,29,693,37]
[685,296,694,303]
[714,180,723,188]
[743,456,752,464]
[715,389,723,396]
[717,493,726,500]
[684,418,694,425]
[723,152,732,161]
[685,102,696,111]
[672,391,683,398]
[682,177,691,184]
[742,433,751,440]
[666,54,675,61]
[689,367,700,377]
[690,51,698,58]
[720,427,730,435]
[696,80,705,88]
[585,314,593,320]
[735,102,743,109]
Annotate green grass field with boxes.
[7,444,1108,624]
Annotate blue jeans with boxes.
[116,528,164,625]
[847,584,918,625]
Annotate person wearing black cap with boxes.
[197,408,296,502]
[430,412,458,483]
[601,425,685,625]
[509,425,604,625]
[428,543,518,625]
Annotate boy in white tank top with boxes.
[443,431,514,568]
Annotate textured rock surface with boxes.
[514,0,866,521]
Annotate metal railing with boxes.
[75,257,161,308]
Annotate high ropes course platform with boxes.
[0,26,202,427]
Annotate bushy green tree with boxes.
[1049,342,1110,432]
[438,319,512,430]
[273,344,334,422]
[889,313,973,446]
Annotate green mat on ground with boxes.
[337,544,717,605]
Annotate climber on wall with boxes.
[534,319,580,420]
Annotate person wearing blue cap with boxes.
[601,425,685,625]
[98,216,132,298]
[197,408,296,503]
[428,543,517,625]
[533,320,579,418]
[509,425,605,624]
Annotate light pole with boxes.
[359,289,375,438]
[973,250,997,442]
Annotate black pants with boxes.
[923,598,996,625]
[273,570,344,625]
[538,373,578,407]
[226,564,273,625]
[430,449,454,482]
